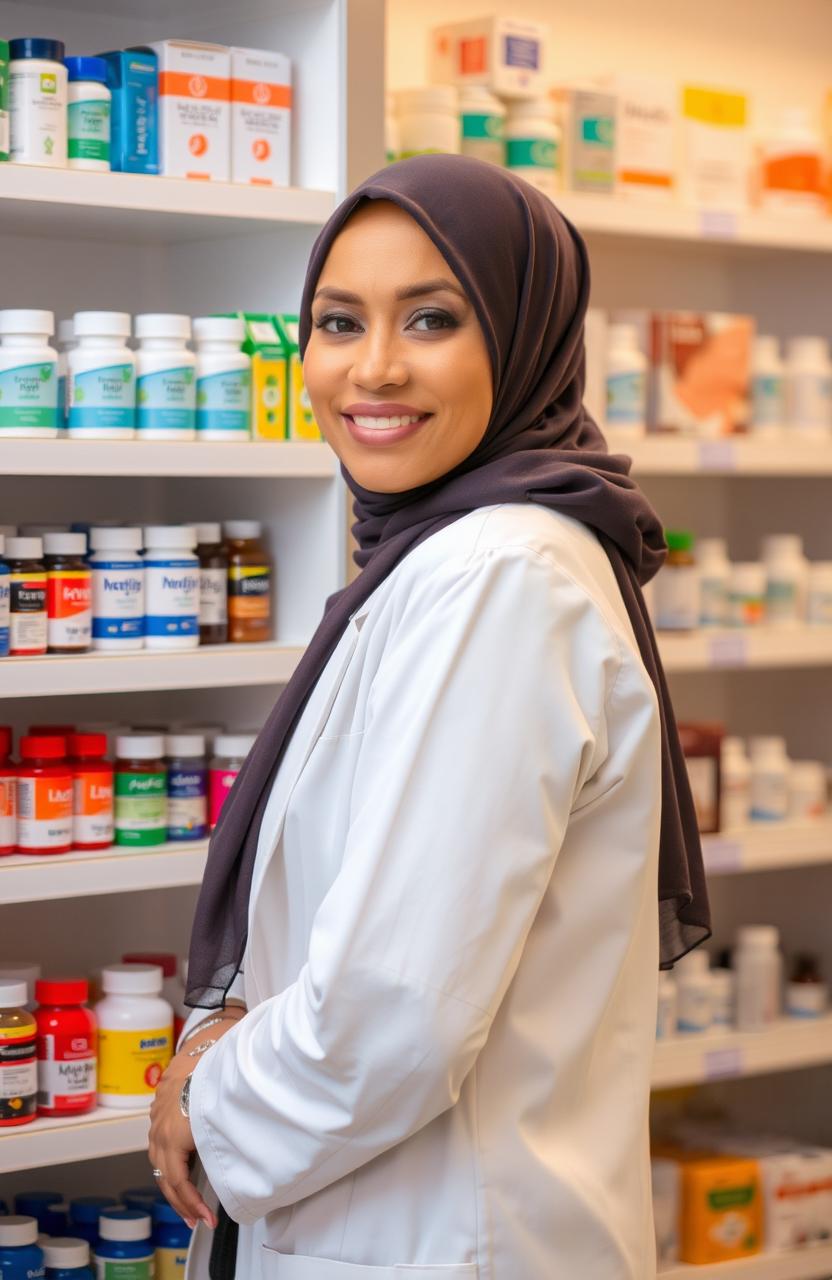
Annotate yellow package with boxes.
[235,313,287,440]
[679,1154,762,1264]
[275,313,321,441]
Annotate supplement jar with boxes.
[13,1193,61,1229]
[788,760,827,820]
[674,950,713,1034]
[209,733,256,828]
[114,734,167,848]
[729,561,766,627]
[193,316,251,440]
[750,335,785,437]
[96,1211,153,1278]
[458,85,505,167]
[134,314,196,440]
[41,1236,93,1278]
[195,523,228,644]
[68,312,135,439]
[396,86,460,157]
[16,735,72,855]
[605,323,647,435]
[68,732,113,850]
[0,726,15,855]
[0,534,9,657]
[120,1190,160,1215]
[721,736,751,830]
[786,953,828,1019]
[68,1198,118,1252]
[64,56,110,172]
[152,1201,192,1280]
[654,530,698,631]
[0,984,38,1127]
[34,978,97,1117]
[44,532,92,653]
[785,336,832,439]
[142,526,199,650]
[6,536,47,655]
[505,98,561,197]
[9,37,67,167]
[749,736,790,822]
[0,1217,44,1276]
[164,735,207,841]
[0,310,58,438]
[735,924,782,1030]
[95,966,172,1108]
[225,520,273,643]
[697,537,731,628]
[89,527,144,652]
[121,953,185,1041]
[762,533,808,626]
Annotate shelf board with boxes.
[660,1243,832,1280]
[604,430,832,476]
[0,643,304,698]
[658,626,832,673]
[651,1016,832,1089]
[0,841,208,904]
[703,822,832,875]
[0,1106,149,1174]
[0,438,336,479]
[0,165,335,243]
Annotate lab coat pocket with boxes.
[260,1250,478,1279]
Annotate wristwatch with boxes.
[180,1072,193,1120]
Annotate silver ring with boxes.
[152,1168,164,1179]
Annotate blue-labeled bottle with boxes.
[119,1191,160,1215]
[0,534,9,657]
[13,1194,63,1234]
[96,1211,153,1279]
[0,1215,45,1278]
[152,1201,192,1279]
[41,1236,93,1278]
[67,1199,118,1251]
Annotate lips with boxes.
[340,408,432,447]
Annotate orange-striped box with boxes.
[151,40,230,181]
[230,48,291,187]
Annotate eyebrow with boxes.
[313,278,469,305]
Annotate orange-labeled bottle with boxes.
[224,520,273,644]
[15,735,72,855]
[68,732,113,851]
[0,980,37,1127]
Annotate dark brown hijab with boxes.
[186,154,710,1010]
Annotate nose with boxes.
[349,323,408,392]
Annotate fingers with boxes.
[155,1146,218,1231]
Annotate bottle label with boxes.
[9,66,67,165]
[10,570,47,653]
[752,374,784,427]
[0,359,58,430]
[788,372,832,431]
[461,111,504,141]
[655,565,699,630]
[209,767,239,828]
[0,568,9,656]
[38,1030,97,1111]
[92,561,144,641]
[97,1025,172,1097]
[68,362,135,432]
[73,770,114,845]
[58,371,66,420]
[136,366,196,433]
[765,577,799,624]
[97,1254,153,1279]
[144,559,200,639]
[196,367,251,434]
[155,1245,189,1279]
[114,771,167,846]
[0,771,15,849]
[700,575,728,627]
[228,565,271,622]
[16,773,73,849]
[506,137,558,171]
[199,567,228,627]
[168,767,208,840]
[0,1024,37,1122]
[730,589,765,627]
[606,370,646,425]
[68,97,111,162]
[47,568,92,649]
[750,771,789,821]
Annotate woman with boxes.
[149,154,710,1279]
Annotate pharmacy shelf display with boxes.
[659,1243,832,1280]
[657,626,832,674]
[0,841,210,905]
[703,822,832,876]
[0,1107,150,1175]
[0,439,338,479]
[651,1015,832,1090]
[603,430,832,477]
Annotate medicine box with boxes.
[152,39,230,181]
[550,84,616,195]
[233,313,287,441]
[429,17,547,100]
[678,1154,762,1264]
[597,74,676,199]
[98,48,158,174]
[680,84,751,210]
[274,315,321,442]
[649,311,754,436]
[230,47,291,187]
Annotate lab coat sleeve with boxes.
[176,967,247,1052]
[189,544,623,1224]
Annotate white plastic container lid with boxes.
[99,1211,152,1242]
[42,1237,91,1267]
[195,523,222,544]
[57,318,76,345]
[0,309,55,337]
[73,311,131,339]
[5,537,43,560]
[505,97,556,121]
[698,537,729,562]
[458,85,505,112]
[396,85,458,113]
[761,533,804,560]
[787,336,830,363]
[752,335,781,362]
[43,532,87,556]
[134,313,192,342]
[192,316,245,343]
[736,924,779,949]
[674,949,710,977]
[115,734,165,760]
[101,963,163,996]
[213,733,256,759]
[165,734,205,758]
[0,1216,39,1246]
[223,520,261,540]
[143,525,197,551]
[749,735,787,759]
[90,526,142,553]
[0,981,30,1008]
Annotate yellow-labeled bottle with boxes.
[95,964,172,1109]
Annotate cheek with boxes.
[302,342,344,418]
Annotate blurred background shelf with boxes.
[0,841,209,904]
[604,431,832,476]
[0,1108,150,1174]
[651,1017,832,1089]
[657,627,832,673]
[659,1243,832,1279]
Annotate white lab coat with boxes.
[183,503,662,1280]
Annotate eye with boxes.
[314,312,362,335]
[408,308,458,332]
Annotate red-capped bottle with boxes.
[68,732,114,851]
[34,978,97,1116]
[15,735,72,855]
[0,727,15,856]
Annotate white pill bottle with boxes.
[68,312,136,439]
[193,316,251,441]
[135,314,196,441]
[89,526,144,651]
[0,309,58,438]
[605,322,647,436]
[65,55,111,172]
[95,964,173,1109]
[786,336,832,439]
[9,37,68,167]
[734,925,782,1031]
[143,525,200,650]
[505,98,561,197]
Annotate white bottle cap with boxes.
[57,318,76,345]
[749,735,787,759]
[0,309,55,337]
[0,981,30,1008]
[192,316,245,343]
[143,525,197,551]
[5,537,43,560]
[675,949,710,976]
[396,85,458,113]
[0,963,41,1003]
[223,520,261,540]
[43,532,87,556]
[458,85,504,110]
[737,924,779,949]
[73,311,132,339]
[195,523,222,544]
[165,734,205,758]
[214,734,256,758]
[134,313,192,342]
[753,335,780,362]
[115,734,165,760]
[0,1217,39,1246]
[101,963,163,996]
[42,1238,91,1267]
[505,96,555,120]
[98,1211,152,1242]
[698,537,729,561]
[90,526,142,553]
[787,335,830,363]
[761,533,804,560]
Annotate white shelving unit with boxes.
[659,1245,832,1280]
[651,1017,832,1089]
[0,438,337,479]
[0,841,209,905]
[604,431,832,477]
[658,626,832,674]
[703,822,832,875]
[0,1108,150,1175]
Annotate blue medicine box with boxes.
[98,47,158,174]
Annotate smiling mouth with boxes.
[343,412,431,431]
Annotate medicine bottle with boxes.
[785,336,832,438]
[16,735,72,855]
[14,1194,61,1231]
[68,1198,118,1252]
[56,319,76,428]
[64,56,110,172]
[654,530,698,631]
[122,953,185,1042]
[114,735,167,848]
[734,924,782,1030]
[6,537,47,656]
[193,316,251,441]
[0,965,41,1013]
[195,523,228,644]
[9,37,67,167]
[67,312,135,439]
[67,732,113,851]
[605,323,647,435]
[41,1236,94,1278]
[395,86,460,157]
[720,736,751,830]
[697,537,731,627]
[0,310,58,438]
[808,561,832,625]
[152,1200,192,1280]
[0,1218,44,1277]
[458,85,505,167]
[225,520,273,643]
[760,107,825,217]
[96,1211,153,1277]
[788,760,827,820]
[120,1191,160,1216]
[0,534,9,657]
[89,527,144,651]
[209,733,256,829]
[762,533,808,626]
[674,950,712,1033]
[143,526,200,650]
[95,966,172,1109]
[0,983,38,1127]
[134,314,196,440]
[749,736,789,822]
[505,98,561,197]
[655,971,677,1039]
[0,726,15,856]
[708,968,734,1027]
[34,978,97,1117]
[728,561,766,627]
[786,953,828,1019]
[44,533,92,654]
[163,735,207,842]
[750,335,785,437]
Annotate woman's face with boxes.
[303,200,493,493]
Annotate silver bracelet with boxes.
[188,1038,218,1057]
[180,1015,231,1046]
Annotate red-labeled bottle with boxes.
[68,733,113,851]
[15,736,72,855]
[34,978,97,1116]
[0,727,15,856]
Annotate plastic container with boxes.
[709,967,735,1026]
[42,1235,93,1277]
[720,736,751,829]
[0,965,41,1012]
[504,97,561,196]
[0,984,37,1127]
[750,335,785,437]
[134,314,196,440]
[728,561,766,627]
[68,732,113,851]
[225,520,272,643]
[760,106,825,217]
[209,733,256,828]
[6,536,47,655]
[120,1190,160,1216]
[0,535,9,658]
[96,1211,153,1277]
[193,316,251,441]
[785,336,832,439]
[396,86,460,157]
[152,1200,192,1279]
[674,949,712,1033]
[9,37,67,167]
[34,978,96,1117]
[762,533,807,626]
[65,56,110,172]
[0,726,15,855]
[605,322,647,435]
[656,971,677,1039]
[114,735,166,848]
[13,1194,61,1231]
[697,537,731,627]
[0,310,58,438]
[655,530,698,631]
[44,532,92,653]
[749,735,790,822]
[163,735,207,842]
[95,966,172,1109]
[458,85,505,167]
[786,953,828,1019]
[142,526,199,650]
[122,953,185,1042]
[67,312,135,438]
[98,48,158,176]
[89,527,144,652]
[195,523,228,645]
[0,1217,44,1276]
[789,760,827,820]
[807,561,832,625]
[15,735,72,855]
[56,319,76,430]
[68,1198,118,1251]
[734,924,782,1030]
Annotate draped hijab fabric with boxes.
[186,153,710,1012]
